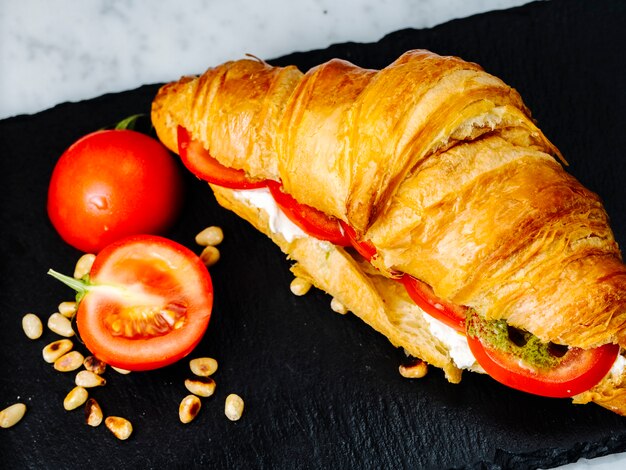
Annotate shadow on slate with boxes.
[1,0,625,468]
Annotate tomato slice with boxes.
[267,180,351,246]
[177,126,267,189]
[50,235,213,371]
[400,274,467,332]
[339,221,377,261]
[467,333,619,398]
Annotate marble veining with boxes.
[2,0,533,119]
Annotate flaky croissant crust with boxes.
[152,49,626,350]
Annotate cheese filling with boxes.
[422,313,476,369]
[232,187,306,242]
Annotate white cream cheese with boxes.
[422,313,476,369]
[231,187,307,242]
[232,186,477,369]
[610,353,626,378]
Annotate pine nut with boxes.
[189,357,218,377]
[85,398,103,427]
[22,313,43,339]
[75,370,106,388]
[83,356,107,375]
[184,377,216,398]
[105,416,132,440]
[58,301,77,318]
[63,386,88,411]
[200,245,220,267]
[0,403,26,428]
[42,339,73,363]
[399,359,428,379]
[224,394,244,421]
[74,253,96,279]
[195,226,224,246]
[290,277,312,296]
[179,395,202,424]
[111,366,131,375]
[330,297,348,315]
[47,313,75,337]
[54,351,85,372]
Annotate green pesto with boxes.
[466,310,563,369]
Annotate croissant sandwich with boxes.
[151,49,626,415]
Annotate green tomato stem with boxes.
[115,114,144,130]
[47,269,91,297]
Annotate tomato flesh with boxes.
[77,235,213,371]
[400,274,466,332]
[47,129,184,253]
[267,180,351,246]
[177,126,267,189]
[339,221,377,260]
[467,333,619,397]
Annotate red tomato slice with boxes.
[400,274,467,332]
[267,180,351,246]
[467,334,619,397]
[339,221,377,260]
[177,126,267,189]
[50,235,213,371]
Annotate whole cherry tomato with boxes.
[48,129,184,253]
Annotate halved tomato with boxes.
[339,221,377,261]
[400,275,466,332]
[467,333,619,398]
[177,126,267,189]
[48,235,213,371]
[267,180,351,246]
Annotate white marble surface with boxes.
[1,0,625,468]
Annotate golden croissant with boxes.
[151,50,626,415]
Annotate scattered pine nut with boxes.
[22,313,43,339]
[399,360,429,379]
[105,416,132,440]
[290,277,312,296]
[179,395,202,424]
[42,339,73,363]
[224,394,244,421]
[0,403,26,428]
[85,398,103,427]
[47,312,74,337]
[74,253,95,279]
[200,245,220,267]
[54,351,85,372]
[330,297,348,315]
[83,356,107,375]
[195,226,224,246]
[58,301,77,318]
[75,370,106,388]
[184,377,216,398]
[63,386,88,411]
[189,357,218,377]
[111,366,131,375]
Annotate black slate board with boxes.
[1,0,626,468]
